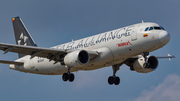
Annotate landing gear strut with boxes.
[62,67,75,82]
[108,63,122,85]
[142,52,149,68]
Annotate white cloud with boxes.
[73,72,97,90]
[72,71,104,90]
[133,74,180,101]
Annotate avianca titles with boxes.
[0,17,175,85]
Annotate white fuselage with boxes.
[10,22,170,75]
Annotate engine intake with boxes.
[133,56,158,73]
[147,56,158,70]
[64,50,89,68]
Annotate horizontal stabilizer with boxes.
[0,60,23,65]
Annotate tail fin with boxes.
[12,17,37,58]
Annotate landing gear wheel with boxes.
[114,77,120,85]
[108,76,120,85]
[69,73,75,82]
[62,73,75,82]
[108,76,114,85]
[62,67,75,82]
[62,73,69,81]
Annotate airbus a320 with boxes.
[0,17,175,85]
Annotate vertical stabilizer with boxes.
[12,17,37,58]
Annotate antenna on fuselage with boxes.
[142,20,144,23]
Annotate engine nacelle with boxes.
[64,50,89,68]
[133,56,158,73]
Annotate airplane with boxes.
[0,17,175,85]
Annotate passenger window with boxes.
[145,27,149,31]
[149,27,153,31]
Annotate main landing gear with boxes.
[142,52,149,68]
[108,64,122,85]
[62,67,75,82]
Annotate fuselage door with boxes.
[131,24,140,41]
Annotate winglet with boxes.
[168,54,175,61]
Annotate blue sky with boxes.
[0,0,180,101]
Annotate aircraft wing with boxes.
[0,43,98,61]
[156,54,175,61]
[123,54,175,69]
[130,54,175,60]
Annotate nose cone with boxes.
[159,31,170,44]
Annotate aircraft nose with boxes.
[159,31,170,44]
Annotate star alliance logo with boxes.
[18,32,28,46]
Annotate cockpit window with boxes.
[154,27,161,30]
[149,27,153,31]
[144,26,165,31]
[161,26,165,30]
[145,27,149,31]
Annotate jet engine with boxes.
[64,50,89,68]
[133,56,158,73]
